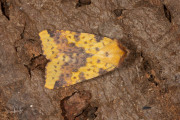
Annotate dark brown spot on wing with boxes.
[53,73,68,88]
[66,74,70,77]
[74,33,80,42]
[72,68,78,72]
[61,39,67,43]
[95,36,103,42]
[97,59,100,63]
[54,81,60,89]
[54,79,67,89]
[105,52,109,57]
[95,47,99,51]
[99,68,107,74]
[47,29,55,37]
[102,42,105,46]
[55,31,61,39]
[53,31,61,43]
[68,36,72,39]
[69,43,75,47]
[79,72,85,79]
[64,62,69,66]
[56,40,60,44]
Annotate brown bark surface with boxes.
[0,0,179,120]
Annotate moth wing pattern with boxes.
[39,30,127,89]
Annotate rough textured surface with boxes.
[60,91,97,120]
[0,0,179,120]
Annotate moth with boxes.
[39,30,127,89]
